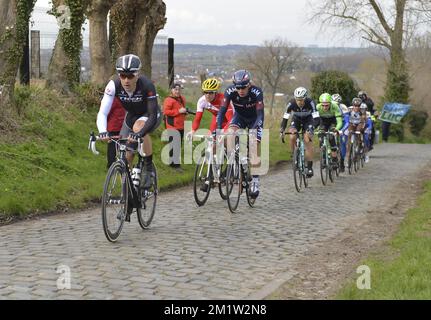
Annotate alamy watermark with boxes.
[56,264,71,290]
[356,265,371,290]
[159,122,270,176]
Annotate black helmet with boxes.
[358,91,367,100]
[116,54,141,74]
[232,70,251,87]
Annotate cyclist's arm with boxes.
[137,93,159,137]
[252,100,264,129]
[341,113,350,131]
[280,102,292,131]
[334,104,343,130]
[192,112,203,132]
[192,98,206,132]
[96,80,115,133]
[217,92,230,130]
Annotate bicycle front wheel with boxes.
[101,162,127,242]
[320,146,328,186]
[226,155,241,213]
[353,141,359,173]
[293,147,303,192]
[137,162,158,229]
[218,154,228,201]
[193,155,212,206]
[245,163,256,207]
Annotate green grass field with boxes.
[0,85,291,219]
[336,180,431,299]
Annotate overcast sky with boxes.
[34,0,340,47]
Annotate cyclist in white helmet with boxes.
[280,87,318,177]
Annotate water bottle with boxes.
[131,167,141,187]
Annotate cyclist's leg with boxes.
[133,113,161,188]
[346,124,354,160]
[304,118,314,176]
[119,117,136,168]
[226,113,244,157]
[288,120,299,153]
[247,120,262,199]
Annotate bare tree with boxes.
[310,0,431,104]
[238,38,304,115]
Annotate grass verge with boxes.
[336,180,431,299]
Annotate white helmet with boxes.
[331,93,342,103]
[294,87,308,99]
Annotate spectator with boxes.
[163,82,188,168]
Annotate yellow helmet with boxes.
[201,78,220,92]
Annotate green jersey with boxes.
[316,102,343,130]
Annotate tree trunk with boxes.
[384,0,409,104]
[134,0,166,78]
[87,0,116,85]
[0,0,18,109]
[110,0,166,78]
[0,0,35,109]
[269,90,276,116]
[46,0,88,92]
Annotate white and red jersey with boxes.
[192,93,233,132]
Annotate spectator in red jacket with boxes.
[163,82,188,168]
[106,97,126,169]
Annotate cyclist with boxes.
[217,70,264,199]
[332,93,349,172]
[315,93,343,166]
[188,78,233,136]
[280,87,318,177]
[187,78,233,192]
[343,97,367,166]
[97,54,161,192]
[358,91,377,150]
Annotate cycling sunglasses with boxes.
[235,85,248,90]
[203,91,216,95]
[119,73,137,80]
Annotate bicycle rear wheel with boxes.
[137,162,158,229]
[293,147,303,192]
[101,162,127,242]
[226,154,241,213]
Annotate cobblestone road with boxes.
[1,143,431,299]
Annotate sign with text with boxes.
[379,103,411,124]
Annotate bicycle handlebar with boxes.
[88,132,146,157]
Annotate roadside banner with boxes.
[379,103,411,124]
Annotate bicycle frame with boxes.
[89,133,146,209]
[193,134,226,183]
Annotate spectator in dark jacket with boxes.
[358,91,377,149]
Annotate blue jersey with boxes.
[217,85,264,129]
